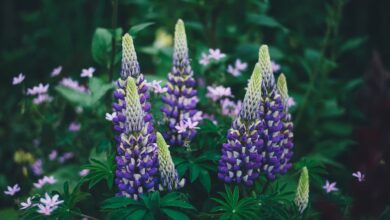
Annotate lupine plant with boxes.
[3,0,378,218]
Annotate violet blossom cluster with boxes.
[218,45,294,186]
[161,19,201,147]
[112,34,158,199]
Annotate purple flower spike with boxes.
[112,35,158,200]
[258,45,294,180]
[218,63,264,186]
[161,19,201,147]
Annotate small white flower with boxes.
[322,180,338,193]
[199,53,210,66]
[105,112,117,121]
[185,118,199,130]
[12,73,25,85]
[175,120,188,133]
[352,171,365,182]
[234,59,247,71]
[50,66,62,77]
[4,184,20,196]
[33,94,53,105]
[79,169,90,177]
[227,65,241,77]
[43,176,57,184]
[80,67,95,78]
[40,193,64,208]
[271,60,280,72]
[27,83,49,95]
[208,48,226,61]
[36,204,55,215]
[20,197,34,210]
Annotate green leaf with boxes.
[129,22,155,36]
[199,170,211,193]
[339,36,367,55]
[161,208,190,220]
[101,197,139,210]
[92,27,113,66]
[247,14,288,32]
[55,86,92,107]
[189,164,201,182]
[128,209,147,220]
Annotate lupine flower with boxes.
[4,184,20,196]
[276,74,294,174]
[59,77,88,93]
[220,98,242,117]
[105,112,117,121]
[113,77,158,199]
[199,53,210,66]
[68,122,81,132]
[206,85,233,102]
[31,159,43,176]
[12,73,25,85]
[20,197,34,209]
[218,62,264,186]
[258,45,292,180]
[80,67,95,78]
[209,48,226,61]
[352,171,365,182]
[27,83,49,95]
[323,180,338,193]
[50,66,62,77]
[295,167,309,214]
[79,169,90,177]
[48,150,57,161]
[156,132,185,191]
[161,19,201,147]
[33,94,53,105]
[271,60,280,72]
[227,59,248,77]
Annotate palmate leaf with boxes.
[82,152,116,189]
[211,185,259,220]
[101,191,195,220]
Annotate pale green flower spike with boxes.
[156,132,185,191]
[121,33,140,78]
[174,19,188,60]
[277,73,289,107]
[241,63,263,120]
[258,45,275,90]
[125,77,144,133]
[295,166,309,214]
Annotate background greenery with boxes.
[1,0,389,219]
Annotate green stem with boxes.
[109,0,118,81]
[261,180,270,194]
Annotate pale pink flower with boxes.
[4,184,20,196]
[12,73,25,85]
[175,120,188,133]
[20,197,34,209]
[206,85,233,101]
[80,67,95,78]
[59,77,88,93]
[31,159,43,176]
[33,94,53,105]
[227,65,241,77]
[50,66,62,77]
[33,176,57,189]
[192,111,203,122]
[271,60,280,72]
[220,98,242,117]
[68,122,81,132]
[199,53,210,66]
[352,171,365,182]
[48,150,58,161]
[79,169,90,177]
[105,112,117,121]
[149,80,168,94]
[27,83,49,95]
[37,204,55,215]
[40,193,63,207]
[287,97,296,108]
[58,152,74,163]
[322,180,338,193]
[185,118,199,130]
[208,48,226,61]
[234,59,247,71]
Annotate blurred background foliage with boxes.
[1,0,390,219]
